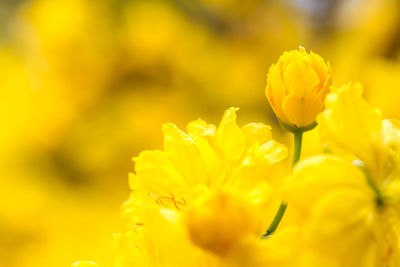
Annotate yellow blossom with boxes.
[123,107,288,223]
[265,48,332,129]
[286,155,400,266]
[115,107,291,266]
[285,83,400,266]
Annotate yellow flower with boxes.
[286,155,400,267]
[123,107,287,224]
[265,48,332,129]
[115,107,291,266]
[71,108,292,267]
[285,83,400,266]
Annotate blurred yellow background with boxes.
[1,0,400,266]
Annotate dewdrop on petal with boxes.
[266,47,332,130]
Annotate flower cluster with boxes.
[73,48,400,267]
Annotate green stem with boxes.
[291,131,303,167]
[262,202,287,238]
[262,130,303,238]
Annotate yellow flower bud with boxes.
[184,191,259,256]
[265,47,332,129]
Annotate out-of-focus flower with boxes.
[265,48,332,129]
[318,83,383,177]
[362,59,400,118]
[285,83,400,266]
[328,0,400,85]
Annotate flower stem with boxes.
[291,130,303,167]
[262,130,303,238]
[262,202,287,237]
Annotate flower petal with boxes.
[216,107,245,161]
[318,83,383,176]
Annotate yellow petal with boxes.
[308,51,332,94]
[266,64,291,124]
[227,140,287,192]
[163,123,207,186]
[216,107,245,161]
[305,188,378,267]
[241,122,272,148]
[382,119,400,182]
[282,53,320,97]
[259,140,288,164]
[186,119,216,137]
[292,248,338,267]
[112,231,153,267]
[226,230,296,267]
[318,83,383,176]
[142,207,205,266]
[282,93,323,127]
[134,150,188,197]
[285,155,373,215]
[187,119,222,186]
[192,135,223,187]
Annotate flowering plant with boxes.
[73,48,400,267]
